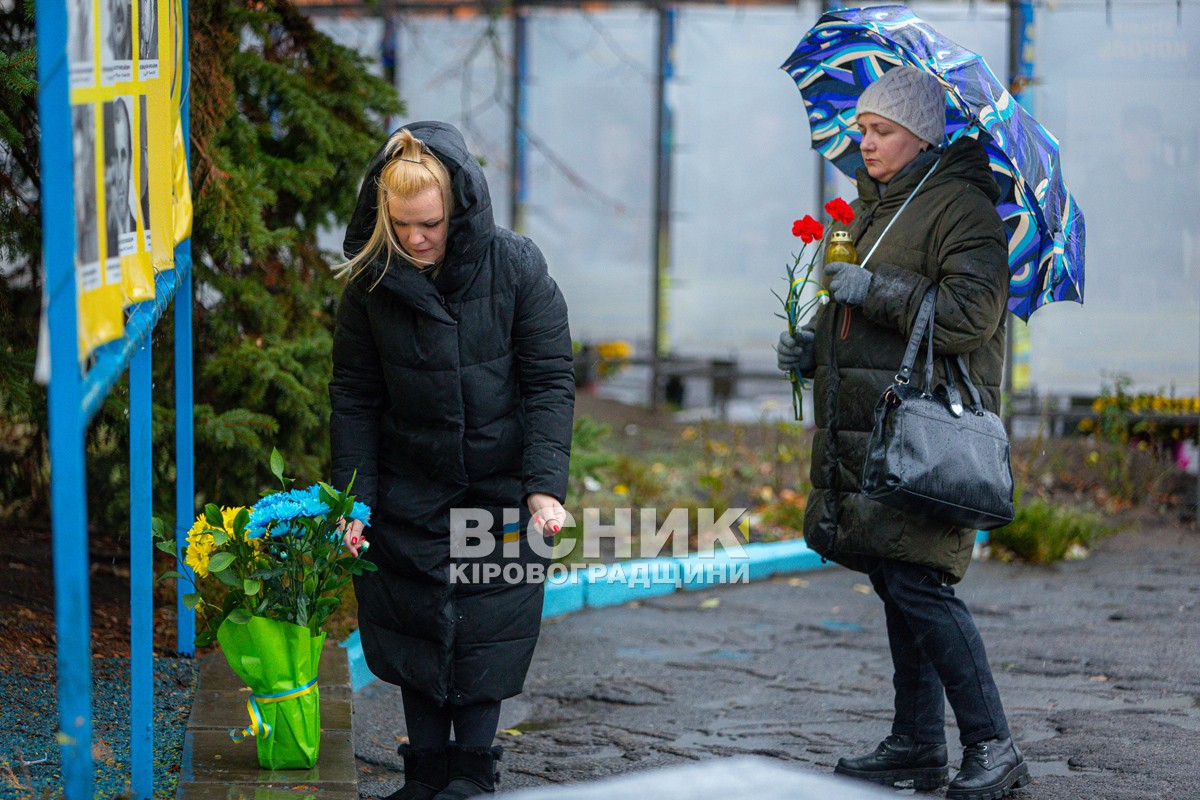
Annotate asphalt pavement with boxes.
[352,524,1200,799]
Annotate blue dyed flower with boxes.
[247,491,307,538]
[297,486,330,517]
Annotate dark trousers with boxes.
[864,557,1010,747]
[401,686,502,748]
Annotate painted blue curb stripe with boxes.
[543,569,586,618]
[581,558,680,608]
[341,539,830,692]
[340,629,377,694]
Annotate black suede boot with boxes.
[946,737,1030,800]
[834,733,949,790]
[433,744,502,799]
[387,744,448,800]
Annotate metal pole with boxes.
[175,267,196,653]
[37,0,95,792]
[176,0,197,655]
[130,341,154,798]
[510,5,528,235]
[1004,0,1036,431]
[650,2,676,410]
[816,0,839,284]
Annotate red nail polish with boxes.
[551,524,560,533]
[351,537,359,545]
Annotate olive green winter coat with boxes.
[802,136,1010,583]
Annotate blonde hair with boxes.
[335,129,454,284]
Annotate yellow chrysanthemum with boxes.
[220,505,244,532]
[185,530,216,578]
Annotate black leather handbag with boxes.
[861,286,1015,531]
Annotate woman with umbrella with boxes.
[331,121,574,798]
[777,66,1029,800]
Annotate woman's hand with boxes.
[526,493,566,538]
[339,518,368,557]
[824,261,873,306]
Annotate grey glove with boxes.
[824,261,872,306]
[776,330,815,375]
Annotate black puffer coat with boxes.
[803,137,1009,583]
[330,121,574,704]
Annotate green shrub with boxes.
[565,415,614,507]
[989,495,1115,564]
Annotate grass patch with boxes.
[989,494,1117,564]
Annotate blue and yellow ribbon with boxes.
[230,677,318,742]
[787,276,829,394]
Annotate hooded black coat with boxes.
[330,121,574,705]
[802,137,1010,583]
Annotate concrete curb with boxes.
[340,538,829,692]
[177,646,357,799]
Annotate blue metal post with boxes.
[130,341,154,798]
[176,0,197,655]
[175,266,196,654]
[37,0,94,794]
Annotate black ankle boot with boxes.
[387,744,448,800]
[433,744,502,798]
[834,733,949,790]
[946,737,1030,800]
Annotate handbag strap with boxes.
[897,291,989,411]
[951,354,986,411]
[860,158,941,269]
[896,285,938,385]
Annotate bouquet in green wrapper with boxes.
[155,449,377,769]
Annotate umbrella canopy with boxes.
[781,5,1085,320]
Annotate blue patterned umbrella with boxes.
[781,5,1085,320]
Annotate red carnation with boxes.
[824,197,855,225]
[791,215,824,244]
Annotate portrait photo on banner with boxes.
[68,0,95,87]
[138,94,151,251]
[101,0,133,84]
[71,103,101,288]
[139,0,159,80]
[102,96,138,262]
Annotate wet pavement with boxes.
[178,647,356,800]
[352,525,1200,799]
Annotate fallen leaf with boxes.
[852,584,871,595]
[91,738,113,761]
[500,728,523,736]
[698,598,720,609]
[787,578,809,588]
[1088,674,1109,682]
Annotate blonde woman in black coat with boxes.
[331,121,574,799]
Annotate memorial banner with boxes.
[66,0,178,358]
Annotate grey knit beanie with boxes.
[855,66,946,146]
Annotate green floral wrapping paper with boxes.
[218,615,326,770]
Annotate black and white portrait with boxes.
[68,0,95,87]
[139,95,151,251]
[138,0,159,79]
[103,97,138,260]
[101,0,133,84]
[72,104,101,287]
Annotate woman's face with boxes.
[387,186,448,267]
[857,112,928,184]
